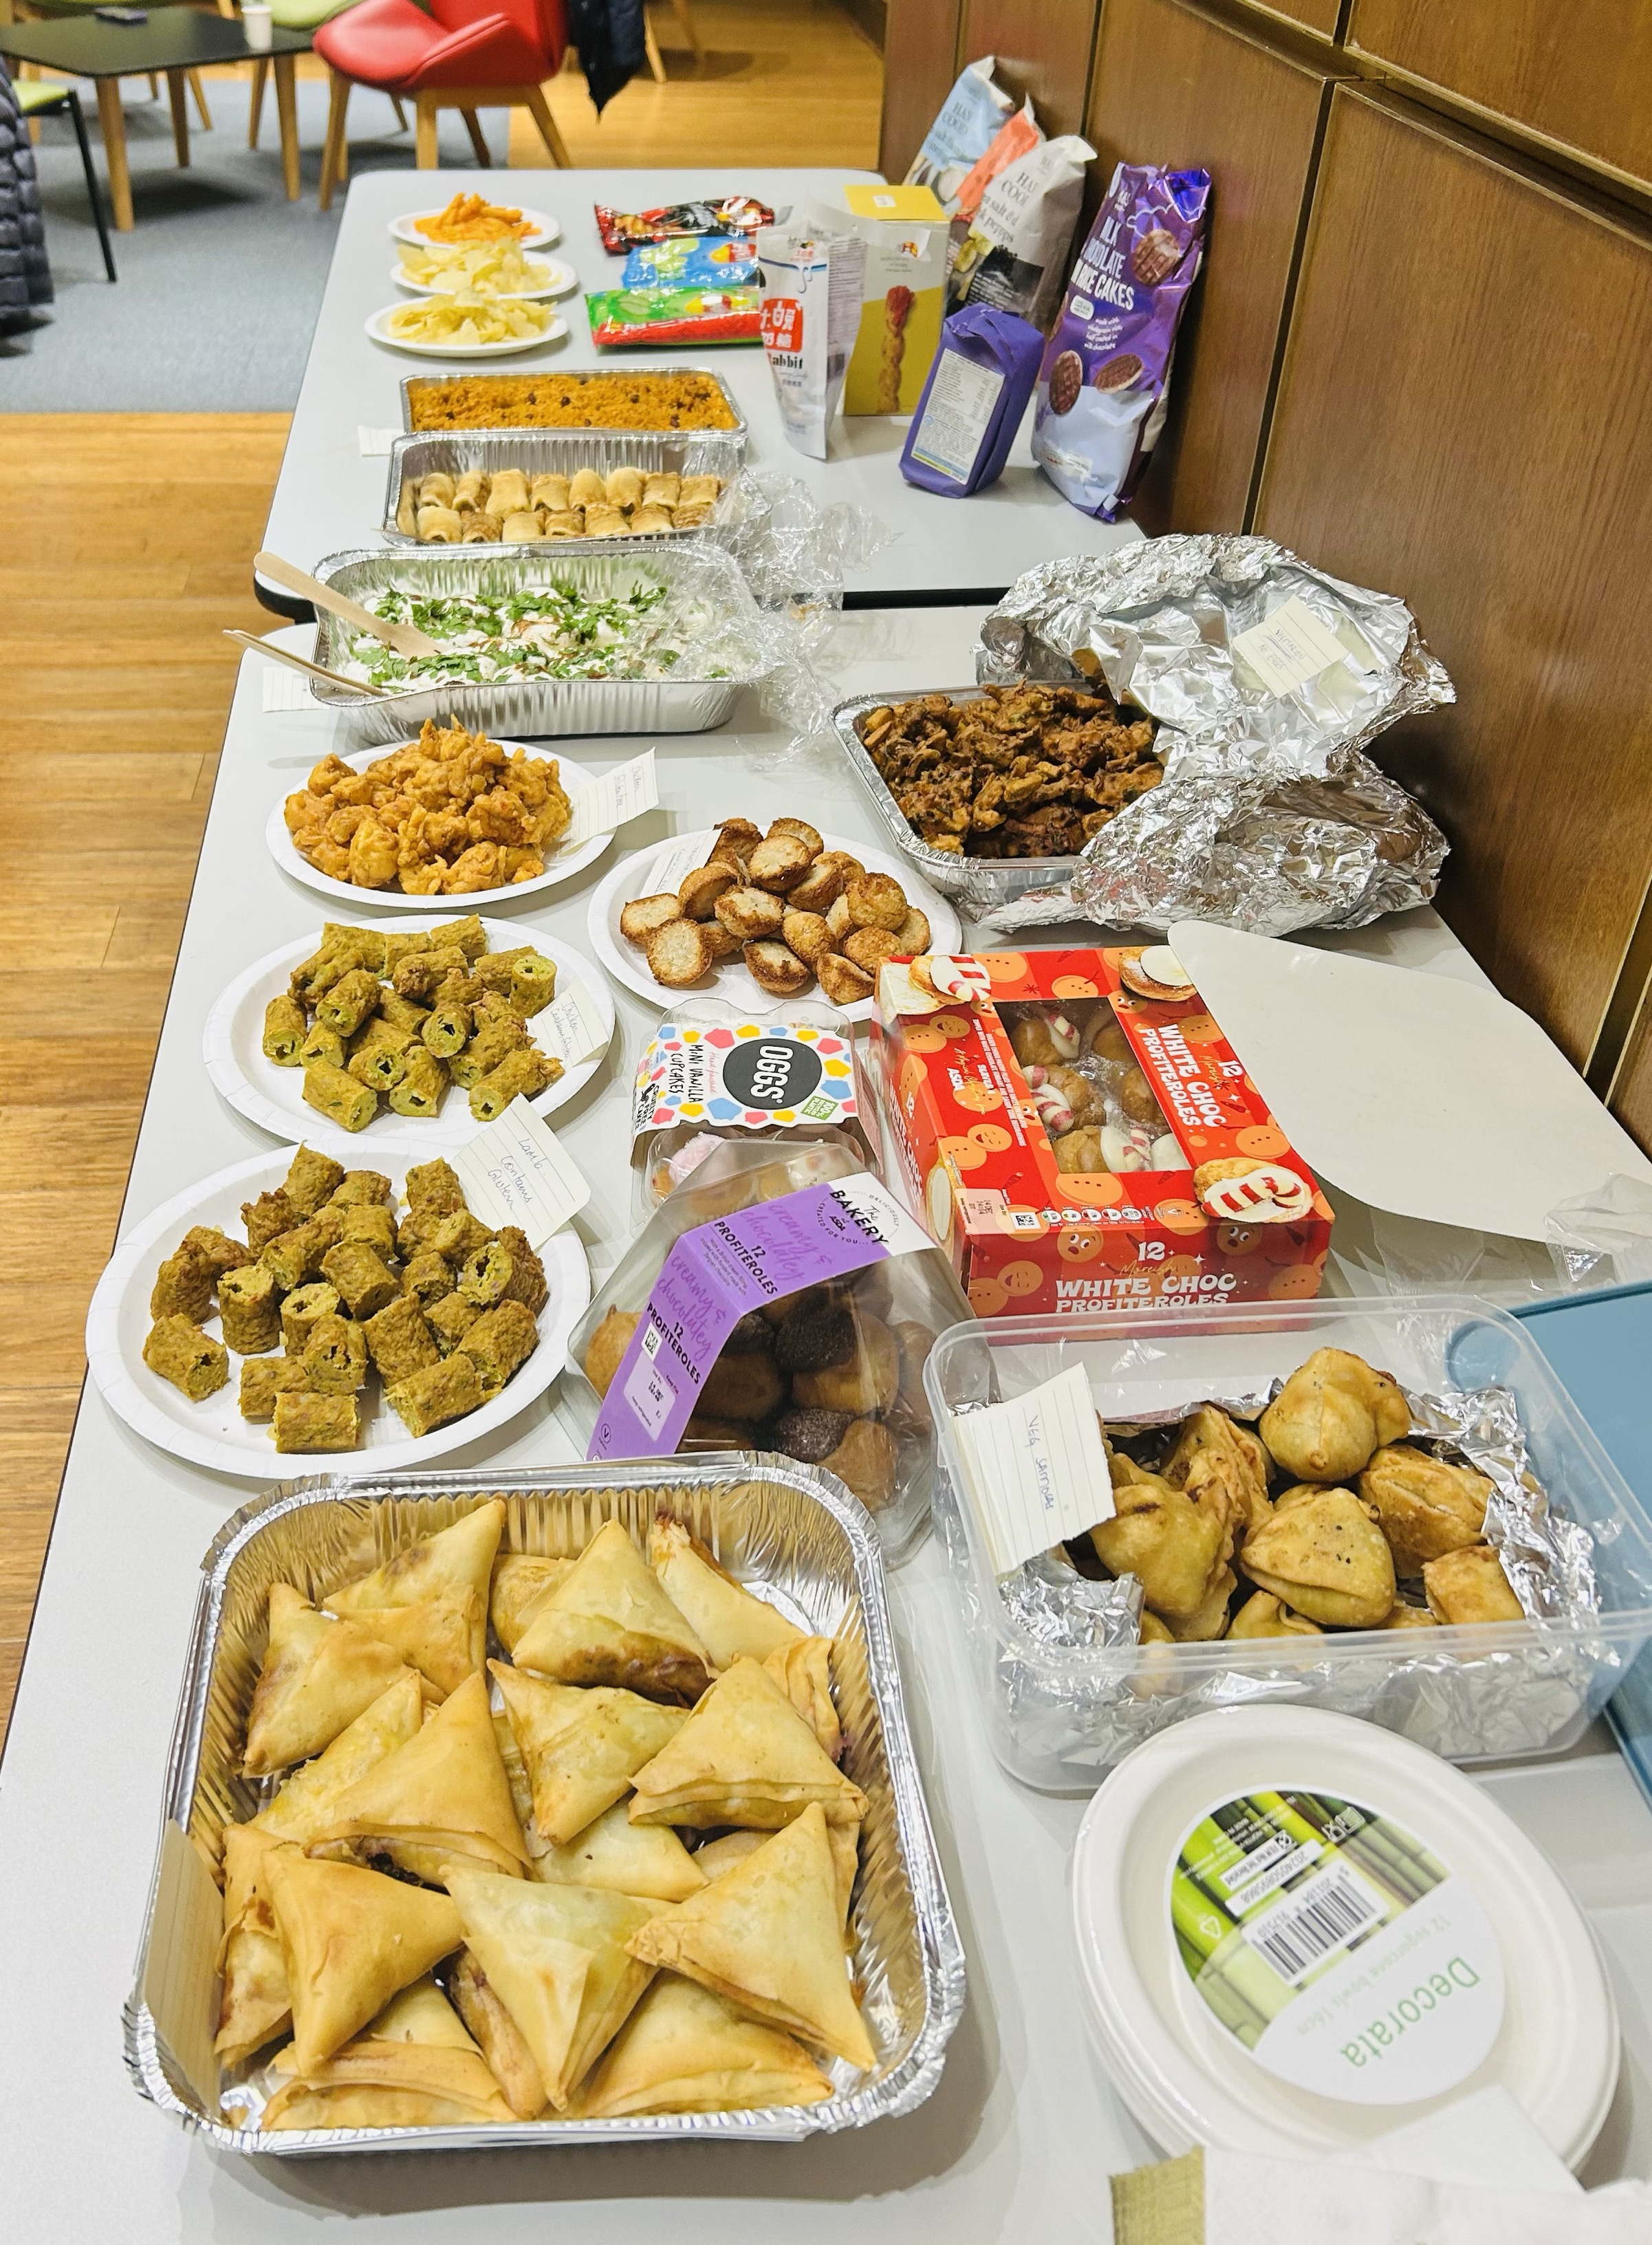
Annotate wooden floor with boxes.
[0,2,882,1750]
[0,415,292,1747]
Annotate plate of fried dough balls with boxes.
[1065,1347,1528,1645]
[589,819,960,1024]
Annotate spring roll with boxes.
[581,503,627,538]
[144,1314,229,1401]
[273,1389,360,1453]
[219,1263,282,1355]
[281,1280,341,1354]
[461,514,502,543]
[454,470,488,512]
[389,1044,448,1118]
[263,995,308,1067]
[239,1354,312,1422]
[488,468,530,517]
[417,472,456,508]
[385,1352,483,1436]
[301,1312,368,1394]
[469,1047,556,1122]
[501,510,543,543]
[606,465,645,509]
[416,505,463,543]
[629,505,673,536]
[641,470,680,509]
[303,1060,376,1136]
[508,953,557,1017]
[530,473,569,512]
[285,1145,347,1216]
[299,1023,346,1073]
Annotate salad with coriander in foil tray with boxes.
[340,578,730,688]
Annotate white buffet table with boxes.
[259,168,1140,608]
[2,166,1649,2245]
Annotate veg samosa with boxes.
[627,1657,867,1832]
[242,1583,411,1776]
[512,1520,712,1705]
[574,1973,833,2118]
[491,1658,687,1847]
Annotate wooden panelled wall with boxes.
[877,0,1652,1145]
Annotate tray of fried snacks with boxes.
[384,435,744,548]
[926,1297,1652,1787]
[85,1146,589,1478]
[830,684,1164,912]
[302,544,763,748]
[270,728,611,908]
[205,914,615,1158]
[401,366,745,435]
[125,1470,964,2150]
[589,814,963,1024]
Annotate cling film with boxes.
[1171,1790,1506,2104]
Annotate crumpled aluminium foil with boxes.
[983,1378,1606,1768]
[974,535,1455,937]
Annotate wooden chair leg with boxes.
[461,105,490,166]
[187,69,211,130]
[146,72,159,98]
[319,69,350,210]
[669,0,703,61]
[390,92,408,129]
[166,68,190,166]
[523,83,571,166]
[414,88,438,166]
[248,56,268,147]
[643,11,666,82]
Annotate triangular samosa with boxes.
[309,1671,529,1877]
[328,1499,504,1670]
[260,2084,497,2132]
[345,1592,482,1697]
[695,1821,859,1933]
[242,1583,412,1777]
[512,1520,712,1705]
[533,1799,706,1904]
[492,1658,686,1847]
[762,1637,842,1762]
[443,1863,663,2108]
[649,1521,805,1669]
[628,1805,874,2070]
[574,1973,834,2118]
[490,1554,574,1655]
[627,1658,867,1832]
[261,1978,512,2129]
[264,1853,462,2074]
[215,1826,297,2068]
[252,1671,424,1845]
[451,1948,547,2119]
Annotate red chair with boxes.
[314,0,570,208]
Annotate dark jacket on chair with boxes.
[0,56,54,331]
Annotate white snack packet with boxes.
[756,225,865,460]
[904,55,1012,215]
[948,132,1096,329]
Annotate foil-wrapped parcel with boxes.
[975,535,1455,937]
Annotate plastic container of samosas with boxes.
[567,1140,971,1562]
[925,1295,1652,1789]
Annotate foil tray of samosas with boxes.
[125,1464,964,2153]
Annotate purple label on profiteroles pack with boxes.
[587,1177,917,1461]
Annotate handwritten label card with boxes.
[358,425,400,456]
[261,667,314,712]
[642,833,711,898]
[563,750,660,849]
[948,1362,1116,1577]
[1230,595,1371,699]
[450,1097,589,1249]
[537,976,610,1070]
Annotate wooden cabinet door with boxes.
[879,0,966,182]
[1256,86,1652,1073]
[1350,0,1652,192]
[957,0,1102,139]
[1085,0,1337,533]
[1232,0,1342,34]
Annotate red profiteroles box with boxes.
[872,944,1332,1317]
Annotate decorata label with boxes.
[1170,1790,1504,2105]
[631,1018,858,1140]
[588,1175,929,1460]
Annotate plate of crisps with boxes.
[393,243,580,303]
[267,738,615,912]
[367,298,567,357]
[391,197,559,249]
[85,1145,589,1480]
[205,917,616,1160]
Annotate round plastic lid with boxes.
[1072,1707,1618,2169]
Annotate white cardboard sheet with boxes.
[1170,921,1652,1242]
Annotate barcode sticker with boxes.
[1243,1863,1384,1984]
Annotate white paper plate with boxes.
[391,257,579,303]
[587,828,961,1026]
[391,207,559,249]
[204,918,615,1160]
[268,744,612,911]
[366,305,567,358]
[85,1149,590,1481]
[1072,1706,1619,2170]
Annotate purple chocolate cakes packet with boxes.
[1031,165,1210,520]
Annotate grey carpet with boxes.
[1,73,532,406]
